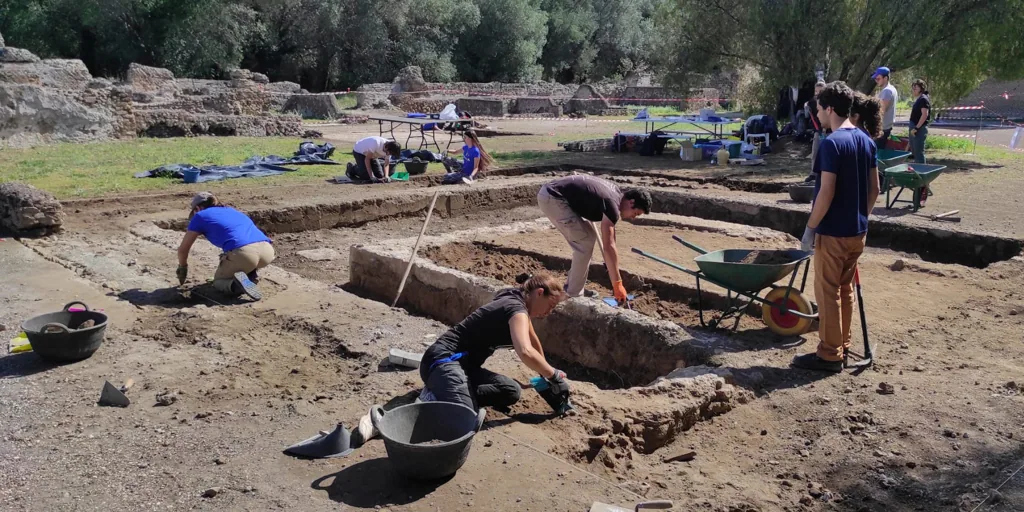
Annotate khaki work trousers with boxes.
[813,233,866,361]
[537,185,597,297]
[212,241,276,294]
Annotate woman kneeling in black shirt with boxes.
[419,272,569,412]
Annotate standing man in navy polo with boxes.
[793,81,881,373]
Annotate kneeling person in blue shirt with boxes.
[176,192,275,300]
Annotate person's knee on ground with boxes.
[472,372,522,410]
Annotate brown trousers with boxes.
[212,241,275,294]
[813,233,866,361]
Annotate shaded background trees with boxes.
[2,0,1022,107]
[653,0,1024,109]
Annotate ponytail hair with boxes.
[912,78,929,95]
[852,92,883,139]
[515,271,565,300]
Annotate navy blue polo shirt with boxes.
[813,127,877,237]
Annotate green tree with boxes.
[457,0,548,82]
[654,0,1024,108]
[590,0,653,80]
[539,0,598,82]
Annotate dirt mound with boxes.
[738,250,792,265]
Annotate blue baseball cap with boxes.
[871,66,891,79]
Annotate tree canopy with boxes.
[654,0,1024,108]
[2,0,1021,106]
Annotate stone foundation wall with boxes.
[282,94,340,119]
[456,97,507,117]
[1,49,305,147]
[559,138,614,152]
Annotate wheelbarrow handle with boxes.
[631,248,701,278]
[671,235,708,255]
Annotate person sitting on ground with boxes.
[537,175,651,302]
[419,272,569,413]
[441,130,493,184]
[347,136,401,183]
[176,192,274,301]
[793,81,880,373]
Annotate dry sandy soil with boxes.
[3,121,1024,512]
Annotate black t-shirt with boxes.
[545,175,622,224]
[423,288,528,371]
[910,94,931,126]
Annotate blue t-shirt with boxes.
[461,145,481,176]
[187,207,271,252]
[813,127,877,237]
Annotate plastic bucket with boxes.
[371,402,485,480]
[182,169,201,184]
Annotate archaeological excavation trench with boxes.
[150,171,1018,389]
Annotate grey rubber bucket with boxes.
[371,402,486,480]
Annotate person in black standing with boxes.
[804,80,827,181]
[909,79,931,164]
[419,273,569,412]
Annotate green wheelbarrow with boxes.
[881,163,946,212]
[631,235,818,336]
[876,148,912,173]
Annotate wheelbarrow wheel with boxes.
[762,287,813,336]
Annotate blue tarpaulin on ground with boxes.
[134,142,339,183]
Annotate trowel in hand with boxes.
[590,499,674,512]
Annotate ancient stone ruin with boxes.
[0,39,305,148]
[356,66,735,118]
[0,182,65,236]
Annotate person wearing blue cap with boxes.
[872,66,898,149]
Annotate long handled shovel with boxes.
[844,267,874,369]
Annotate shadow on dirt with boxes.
[311,457,451,506]
[829,442,1024,511]
[117,285,250,308]
[0,351,59,379]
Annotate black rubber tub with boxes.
[403,161,429,175]
[788,183,816,203]
[21,301,108,362]
[371,402,486,480]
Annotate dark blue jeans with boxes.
[910,126,928,164]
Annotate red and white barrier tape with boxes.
[931,133,977,139]
[935,105,984,111]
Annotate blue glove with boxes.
[801,226,816,251]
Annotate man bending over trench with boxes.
[537,175,651,302]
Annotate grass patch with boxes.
[925,136,972,152]
[335,94,357,110]
[0,137,310,198]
